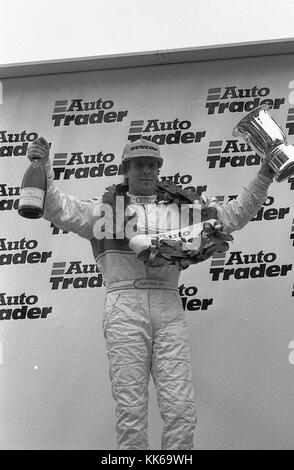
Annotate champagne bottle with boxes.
[18,158,47,219]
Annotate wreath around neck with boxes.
[100,180,232,266]
[102,180,200,205]
[101,179,219,221]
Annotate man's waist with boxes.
[106,278,178,292]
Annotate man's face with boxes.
[126,157,159,195]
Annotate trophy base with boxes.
[270,144,294,182]
[275,161,294,182]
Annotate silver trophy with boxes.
[233,104,294,182]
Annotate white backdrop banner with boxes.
[0,53,293,450]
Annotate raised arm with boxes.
[27,138,100,240]
[215,159,275,233]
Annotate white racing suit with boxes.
[42,160,272,449]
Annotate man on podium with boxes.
[26,136,274,450]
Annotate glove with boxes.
[28,137,50,162]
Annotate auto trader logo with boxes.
[51,97,128,127]
[206,139,261,169]
[0,184,20,212]
[205,85,285,115]
[127,118,206,145]
[209,250,292,281]
[52,150,122,180]
[0,130,39,157]
[0,237,52,266]
[285,107,294,135]
[53,100,67,113]
[179,283,213,311]
[291,218,294,246]
[288,177,294,190]
[49,260,103,290]
[0,292,52,321]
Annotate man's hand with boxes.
[28,137,50,162]
[258,157,275,181]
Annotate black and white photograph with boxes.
[0,0,294,457]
